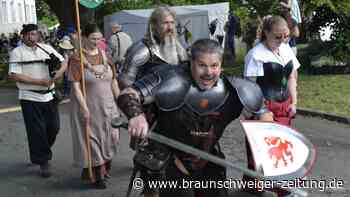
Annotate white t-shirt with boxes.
[108,32,133,64]
[244,42,300,77]
[8,43,64,102]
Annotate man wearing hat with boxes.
[108,23,133,73]
[58,36,75,97]
[8,24,65,178]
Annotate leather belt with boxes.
[27,89,54,94]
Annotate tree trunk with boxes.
[45,0,95,31]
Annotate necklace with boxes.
[264,43,288,88]
[263,42,285,65]
[271,50,285,65]
[84,49,109,79]
[93,65,109,79]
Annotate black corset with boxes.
[256,61,293,102]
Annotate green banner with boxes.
[79,0,104,9]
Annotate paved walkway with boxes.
[0,88,349,197]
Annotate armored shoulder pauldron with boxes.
[119,41,151,88]
[224,76,264,113]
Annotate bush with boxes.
[297,40,327,71]
[309,5,350,65]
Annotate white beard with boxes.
[159,35,179,65]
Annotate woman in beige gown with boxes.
[68,23,120,189]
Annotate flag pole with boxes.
[74,0,93,182]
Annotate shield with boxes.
[241,120,316,181]
[79,0,104,8]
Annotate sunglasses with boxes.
[274,33,290,40]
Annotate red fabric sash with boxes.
[265,97,294,126]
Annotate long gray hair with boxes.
[144,5,176,45]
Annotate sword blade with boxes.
[150,131,262,178]
[111,118,308,196]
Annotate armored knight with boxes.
[118,39,273,197]
[118,5,188,90]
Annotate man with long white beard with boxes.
[118,5,188,90]
[118,6,188,197]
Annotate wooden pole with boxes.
[74,0,93,182]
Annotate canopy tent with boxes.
[104,7,210,48]
[174,2,230,42]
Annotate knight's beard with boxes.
[159,33,179,65]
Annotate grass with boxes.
[298,74,350,117]
[223,65,350,117]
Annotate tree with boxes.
[36,0,96,32]
[230,0,350,52]
[308,4,350,64]
[36,0,58,27]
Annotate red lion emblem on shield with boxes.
[264,136,294,168]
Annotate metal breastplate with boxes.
[184,78,229,115]
[154,78,241,166]
[155,72,229,115]
[256,61,293,102]
[157,78,230,148]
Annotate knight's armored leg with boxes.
[133,141,171,197]
[159,158,194,197]
[198,148,228,197]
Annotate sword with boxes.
[111,117,308,196]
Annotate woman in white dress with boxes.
[243,16,300,197]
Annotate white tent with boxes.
[104,7,210,48]
[174,2,230,41]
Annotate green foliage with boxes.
[40,16,58,27]
[296,40,333,72]
[36,0,58,27]
[229,0,350,63]
[308,5,350,63]
[329,28,350,64]
[300,0,335,16]
[229,0,284,50]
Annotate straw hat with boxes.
[58,36,74,50]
